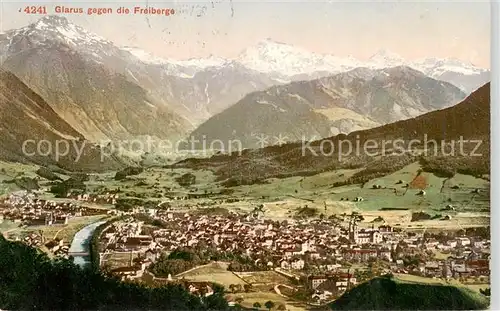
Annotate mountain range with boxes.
[0,15,490,149]
[0,16,281,134]
[0,69,122,171]
[188,66,466,149]
[0,16,191,142]
[124,37,488,95]
[238,42,489,95]
[174,82,490,186]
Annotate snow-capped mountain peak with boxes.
[0,15,127,66]
[237,38,364,77]
[19,15,111,46]
[166,53,229,69]
[0,16,489,95]
[238,38,312,68]
[410,57,487,77]
[368,48,405,67]
[121,46,229,71]
[121,46,169,65]
[34,15,70,27]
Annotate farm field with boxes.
[79,160,490,231]
[226,291,308,311]
[174,262,247,287]
[101,251,142,270]
[175,265,309,309]
[235,271,295,287]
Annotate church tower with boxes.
[349,221,359,243]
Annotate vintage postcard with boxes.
[0,1,492,310]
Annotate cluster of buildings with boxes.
[98,220,160,278]
[67,192,120,205]
[44,237,71,258]
[6,226,70,259]
[0,191,108,226]
[95,209,490,299]
[95,218,217,297]
[18,232,43,247]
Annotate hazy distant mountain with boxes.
[124,40,489,96]
[235,40,489,94]
[121,46,228,76]
[187,66,466,150]
[367,49,407,68]
[146,40,487,95]
[410,57,490,94]
[0,69,122,171]
[118,59,279,123]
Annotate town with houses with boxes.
[0,189,491,304]
[95,207,490,303]
[0,190,115,257]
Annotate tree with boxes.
[244,284,252,293]
[235,297,244,305]
[114,166,143,180]
[338,236,350,244]
[49,177,85,197]
[175,173,196,187]
[264,300,275,311]
[277,303,287,310]
[0,235,228,310]
[480,288,491,296]
[253,302,262,310]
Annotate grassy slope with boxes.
[65,160,488,228]
[330,275,489,310]
[174,83,490,187]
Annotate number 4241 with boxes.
[24,6,47,14]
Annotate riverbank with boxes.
[87,216,128,270]
[69,219,107,267]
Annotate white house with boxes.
[291,258,305,270]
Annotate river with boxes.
[69,220,106,267]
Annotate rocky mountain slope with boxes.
[0,69,122,171]
[184,89,334,150]
[0,16,280,126]
[0,16,488,145]
[124,60,278,123]
[174,83,490,186]
[1,42,190,142]
[188,66,466,149]
[0,16,194,142]
[1,17,488,122]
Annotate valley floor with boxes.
[0,160,490,310]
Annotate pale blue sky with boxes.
[0,0,491,67]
